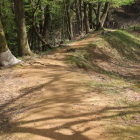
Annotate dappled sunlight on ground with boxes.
[0,32,140,140]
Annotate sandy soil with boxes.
[0,33,140,140]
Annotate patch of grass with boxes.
[67,49,93,69]
[87,76,140,96]
[106,102,140,140]
[86,79,129,95]
[67,42,106,70]
[108,124,140,140]
[103,30,140,61]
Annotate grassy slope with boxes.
[68,30,140,81]
[68,30,140,140]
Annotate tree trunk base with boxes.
[0,49,21,66]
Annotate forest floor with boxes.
[0,32,140,140]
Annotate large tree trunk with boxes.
[83,2,90,34]
[14,0,33,56]
[0,16,21,66]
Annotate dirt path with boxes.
[0,33,140,140]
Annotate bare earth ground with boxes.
[0,33,140,140]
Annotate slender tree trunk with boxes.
[0,16,21,66]
[14,0,33,56]
[42,5,50,42]
[79,0,84,33]
[83,2,90,34]
[88,3,93,29]
[66,5,73,40]
[75,0,81,34]
[40,1,45,34]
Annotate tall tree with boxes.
[14,0,33,56]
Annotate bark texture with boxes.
[66,4,73,40]
[14,0,33,56]
[42,5,50,42]
[83,2,90,34]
